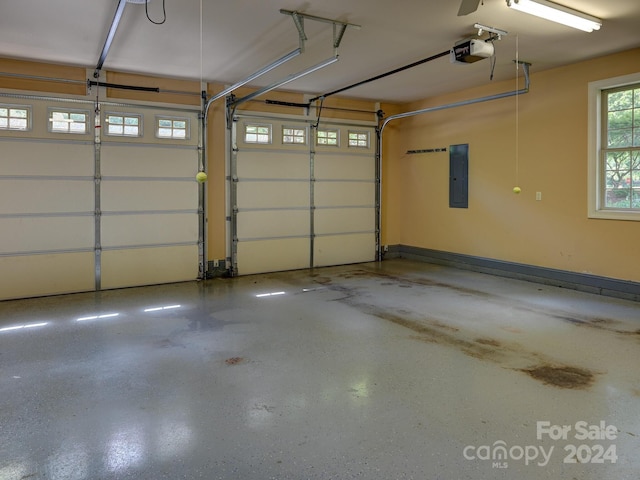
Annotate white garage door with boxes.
[0,95,201,300]
[99,105,200,290]
[231,112,377,275]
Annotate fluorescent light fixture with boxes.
[507,0,601,32]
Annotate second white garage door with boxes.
[231,112,377,275]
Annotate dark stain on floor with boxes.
[153,338,184,349]
[521,365,594,389]
[475,338,502,347]
[225,356,245,365]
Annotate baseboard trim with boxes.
[387,245,640,302]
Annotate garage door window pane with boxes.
[283,127,306,145]
[245,124,271,144]
[0,105,31,131]
[106,113,142,137]
[156,117,189,139]
[49,109,89,134]
[317,129,339,146]
[348,131,369,148]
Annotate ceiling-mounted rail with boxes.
[230,55,339,109]
[309,49,450,103]
[204,48,302,118]
[94,0,128,77]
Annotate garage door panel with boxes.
[0,142,93,176]
[315,208,375,235]
[314,182,375,207]
[0,179,94,215]
[237,210,309,240]
[101,146,197,178]
[314,234,376,267]
[101,213,198,248]
[236,181,309,210]
[237,151,309,179]
[101,181,197,212]
[314,155,375,181]
[237,238,309,275]
[101,245,197,289]
[0,216,93,253]
[0,252,94,301]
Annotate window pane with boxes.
[0,118,7,128]
[109,116,124,125]
[173,129,186,138]
[257,126,269,135]
[608,109,632,129]
[109,125,124,135]
[608,90,633,111]
[0,108,7,117]
[246,126,257,134]
[10,109,27,118]
[124,117,138,125]
[124,125,138,135]
[173,121,186,129]
[158,128,172,137]
[608,129,632,148]
[9,118,27,130]
[159,119,172,127]
[70,113,86,122]
[257,134,269,143]
[53,112,69,120]
[52,121,68,131]
[70,122,86,133]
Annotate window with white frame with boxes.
[0,105,31,131]
[316,128,339,146]
[49,109,89,134]
[156,117,189,139]
[106,113,142,137]
[348,130,369,148]
[588,73,640,220]
[282,126,306,145]
[244,123,271,144]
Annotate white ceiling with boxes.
[0,0,639,103]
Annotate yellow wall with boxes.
[384,47,640,283]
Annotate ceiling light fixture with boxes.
[506,0,602,32]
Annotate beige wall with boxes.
[383,47,640,283]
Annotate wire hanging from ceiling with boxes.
[145,0,166,25]
[514,34,520,192]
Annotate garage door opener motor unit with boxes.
[450,39,494,64]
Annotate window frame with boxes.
[282,125,307,145]
[0,104,32,132]
[104,112,143,138]
[243,123,272,144]
[48,108,91,135]
[347,130,370,148]
[155,115,190,140]
[588,72,640,221]
[316,128,340,147]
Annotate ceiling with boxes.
[0,0,639,103]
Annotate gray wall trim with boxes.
[388,244,640,302]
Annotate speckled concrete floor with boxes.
[1,259,639,479]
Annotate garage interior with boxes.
[1,0,639,478]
